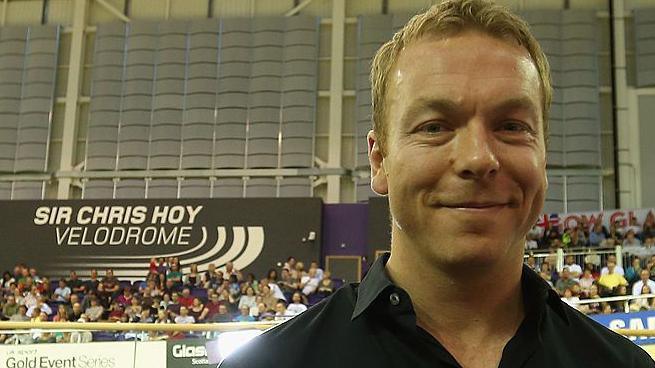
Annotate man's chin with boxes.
[422,237,520,270]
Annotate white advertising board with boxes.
[0,341,136,368]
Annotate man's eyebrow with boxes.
[400,97,460,124]
[491,96,540,117]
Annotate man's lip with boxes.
[440,203,509,209]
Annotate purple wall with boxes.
[321,204,369,271]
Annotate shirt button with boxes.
[389,292,400,306]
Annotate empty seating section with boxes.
[353,12,602,207]
[635,9,655,87]
[83,17,318,198]
[0,25,59,199]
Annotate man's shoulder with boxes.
[219,285,358,367]
[554,303,654,366]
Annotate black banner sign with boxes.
[0,198,322,280]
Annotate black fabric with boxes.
[220,253,654,367]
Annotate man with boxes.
[221,1,652,367]
[563,255,582,280]
[601,255,626,276]
[2,295,19,318]
[554,267,577,296]
[632,269,655,297]
[53,279,72,303]
[598,261,629,294]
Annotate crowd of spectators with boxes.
[0,256,336,343]
[523,212,655,315]
[527,252,655,315]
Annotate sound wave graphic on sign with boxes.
[43,226,265,281]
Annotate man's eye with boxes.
[502,121,530,132]
[419,122,444,134]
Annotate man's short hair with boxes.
[370,0,552,153]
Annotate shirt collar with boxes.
[351,252,569,325]
[351,252,393,320]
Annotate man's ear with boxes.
[367,130,388,196]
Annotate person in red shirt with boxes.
[178,287,194,308]
[200,293,222,321]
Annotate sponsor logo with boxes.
[5,355,115,368]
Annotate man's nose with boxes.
[451,122,500,180]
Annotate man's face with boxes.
[369,31,547,268]
[641,270,650,282]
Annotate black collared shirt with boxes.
[220,253,654,367]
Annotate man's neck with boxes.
[385,238,525,367]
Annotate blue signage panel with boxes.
[589,311,655,345]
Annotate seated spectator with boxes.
[228,275,241,299]
[554,268,577,296]
[53,304,69,322]
[233,305,256,322]
[623,229,642,248]
[256,303,275,321]
[53,279,71,303]
[9,305,29,322]
[560,288,580,310]
[84,269,100,295]
[625,257,643,284]
[166,293,182,318]
[178,288,194,308]
[155,309,171,324]
[23,286,40,309]
[137,309,153,323]
[85,297,104,322]
[286,292,308,315]
[27,296,52,317]
[67,271,85,296]
[630,285,653,312]
[200,293,222,321]
[274,301,294,321]
[174,306,195,324]
[115,288,133,308]
[309,261,324,280]
[589,221,608,246]
[632,269,655,296]
[598,261,628,294]
[29,307,44,322]
[149,257,158,276]
[218,288,237,313]
[184,263,201,289]
[600,255,625,276]
[578,269,596,297]
[167,264,183,290]
[317,271,334,297]
[2,295,18,318]
[563,256,582,280]
[278,269,299,300]
[98,269,120,303]
[69,302,83,321]
[212,304,232,323]
[259,284,278,310]
[238,287,257,312]
[301,268,320,296]
[125,297,142,321]
[107,301,125,322]
[580,284,602,315]
[36,276,51,299]
[188,297,204,322]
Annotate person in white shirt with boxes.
[632,269,655,296]
[301,268,320,296]
[560,288,580,310]
[600,255,625,276]
[174,306,196,324]
[267,281,286,301]
[286,292,308,315]
[274,301,295,321]
[563,255,582,280]
[53,279,72,303]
